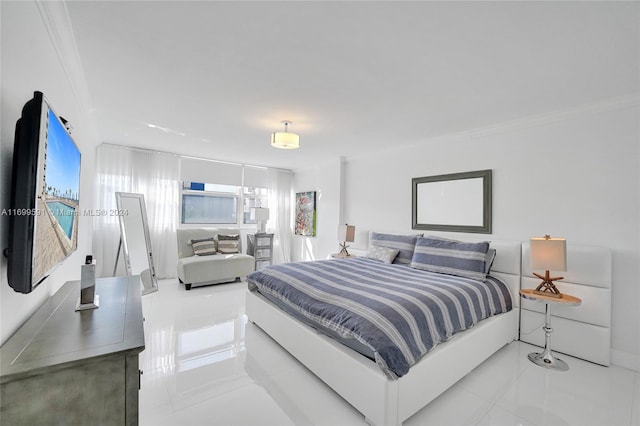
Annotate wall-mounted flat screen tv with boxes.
[6,91,81,294]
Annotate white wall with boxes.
[1,2,98,345]
[339,99,639,370]
[292,158,343,261]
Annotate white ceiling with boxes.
[65,1,639,171]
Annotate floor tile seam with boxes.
[459,387,503,426]
[549,384,636,413]
[491,399,545,426]
[461,353,535,405]
[244,351,321,383]
[166,378,262,414]
[165,371,255,396]
[516,362,637,413]
[476,402,541,426]
[491,366,572,426]
[459,372,521,405]
[493,382,633,426]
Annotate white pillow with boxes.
[365,245,399,264]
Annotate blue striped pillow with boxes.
[410,237,489,281]
[422,235,496,274]
[370,232,422,265]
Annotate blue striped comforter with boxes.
[247,257,512,379]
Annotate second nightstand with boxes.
[247,233,274,270]
[520,289,581,371]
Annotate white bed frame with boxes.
[245,240,522,426]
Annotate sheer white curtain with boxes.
[93,144,180,278]
[267,168,293,264]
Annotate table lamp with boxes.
[337,224,355,256]
[530,235,567,298]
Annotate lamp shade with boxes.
[271,132,300,149]
[337,224,355,242]
[530,236,567,271]
[254,207,270,221]
[271,121,299,149]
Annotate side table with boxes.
[330,253,355,259]
[520,289,581,371]
[247,233,274,269]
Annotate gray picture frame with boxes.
[412,169,492,234]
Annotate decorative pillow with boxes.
[217,234,240,254]
[370,232,422,265]
[190,237,217,256]
[485,248,496,274]
[424,235,496,275]
[410,237,489,281]
[365,245,400,264]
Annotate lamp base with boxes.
[257,220,267,234]
[75,295,100,311]
[533,290,563,299]
[338,242,350,257]
[533,271,564,298]
[528,351,569,371]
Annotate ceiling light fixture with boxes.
[271,121,300,149]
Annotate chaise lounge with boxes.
[176,228,255,290]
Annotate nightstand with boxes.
[247,233,274,269]
[520,289,581,371]
[330,253,355,259]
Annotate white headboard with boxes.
[487,240,522,310]
[520,243,612,366]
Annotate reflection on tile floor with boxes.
[140,279,640,426]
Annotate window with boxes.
[181,181,269,225]
[242,186,269,224]
[180,161,272,226]
[181,182,239,224]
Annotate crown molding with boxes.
[345,93,640,164]
[35,0,92,113]
[469,93,640,140]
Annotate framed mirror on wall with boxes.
[115,192,158,294]
[412,169,492,234]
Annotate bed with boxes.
[245,238,521,426]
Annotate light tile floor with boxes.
[140,279,640,426]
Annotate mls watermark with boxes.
[1,208,129,217]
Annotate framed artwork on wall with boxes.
[295,191,317,236]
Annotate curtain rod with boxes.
[99,142,294,174]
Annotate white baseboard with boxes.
[611,349,640,372]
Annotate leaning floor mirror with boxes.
[115,192,158,294]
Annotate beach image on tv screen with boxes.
[32,108,81,283]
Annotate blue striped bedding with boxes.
[247,257,512,379]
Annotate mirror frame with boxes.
[412,169,492,234]
[115,192,158,294]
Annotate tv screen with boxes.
[6,91,81,294]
